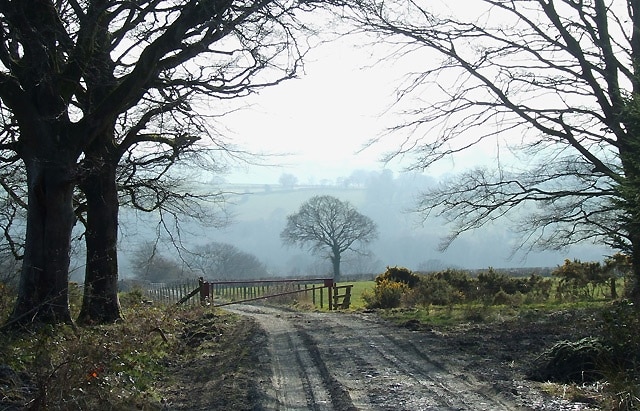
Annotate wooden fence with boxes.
[145,278,201,306]
[146,277,353,310]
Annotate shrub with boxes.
[603,253,633,299]
[69,282,83,317]
[363,278,407,309]
[0,281,16,321]
[599,300,640,377]
[463,305,491,323]
[375,266,420,288]
[119,287,146,308]
[0,304,190,410]
[492,289,523,307]
[553,259,611,301]
[529,337,609,383]
[477,268,519,298]
[432,269,477,301]
[408,274,460,307]
[523,274,553,303]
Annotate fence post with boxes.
[324,279,334,310]
[199,277,209,304]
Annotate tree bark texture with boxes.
[10,158,75,325]
[78,161,122,324]
[331,251,341,283]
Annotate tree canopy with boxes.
[130,242,186,283]
[343,0,640,299]
[0,0,314,326]
[281,195,378,281]
[187,241,269,280]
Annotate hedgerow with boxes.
[364,266,554,309]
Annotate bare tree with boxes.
[0,107,231,323]
[281,195,378,281]
[76,123,231,324]
[130,242,185,284]
[0,0,314,326]
[187,241,269,279]
[344,0,640,299]
[279,172,298,189]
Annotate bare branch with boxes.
[344,0,640,259]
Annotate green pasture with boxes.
[341,280,375,310]
[293,280,374,311]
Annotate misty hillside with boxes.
[111,170,612,280]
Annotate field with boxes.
[342,280,374,309]
[283,280,374,310]
[2,270,639,410]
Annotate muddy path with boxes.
[225,304,595,411]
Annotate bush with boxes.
[462,305,491,323]
[553,259,611,301]
[119,288,146,309]
[395,268,555,309]
[430,269,476,301]
[599,300,640,377]
[477,268,519,298]
[603,253,633,299]
[375,266,420,288]
[0,282,16,322]
[363,278,407,309]
[408,274,460,307]
[69,282,83,317]
[522,274,553,303]
[529,336,609,383]
[0,304,178,410]
[492,289,523,307]
[528,301,640,409]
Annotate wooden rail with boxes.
[146,277,353,310]
[332,285,352,309]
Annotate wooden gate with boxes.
[149,277,353,310]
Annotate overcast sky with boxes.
[219,36,395,184]
[221,39,509,186]
[214,2,513,186]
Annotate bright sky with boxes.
[220,32,507,186]
[221,32,419,185]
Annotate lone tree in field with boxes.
[344,0,640,301]
[0,0,311,326]
[281,195,378,282]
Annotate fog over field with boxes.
[106,169,611,281]
[84,21,614,282]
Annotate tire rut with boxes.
[302,312,522,411]
[227,305,585,411]
[226,305,351,411]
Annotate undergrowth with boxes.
[0,292,231,410]
[362,264,640,411]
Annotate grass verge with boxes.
[0,300,260,410]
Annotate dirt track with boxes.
[226,304,597,411]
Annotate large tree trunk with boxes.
[77,161,122,325]
[331,251,341,283]
[9,158,75,326]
